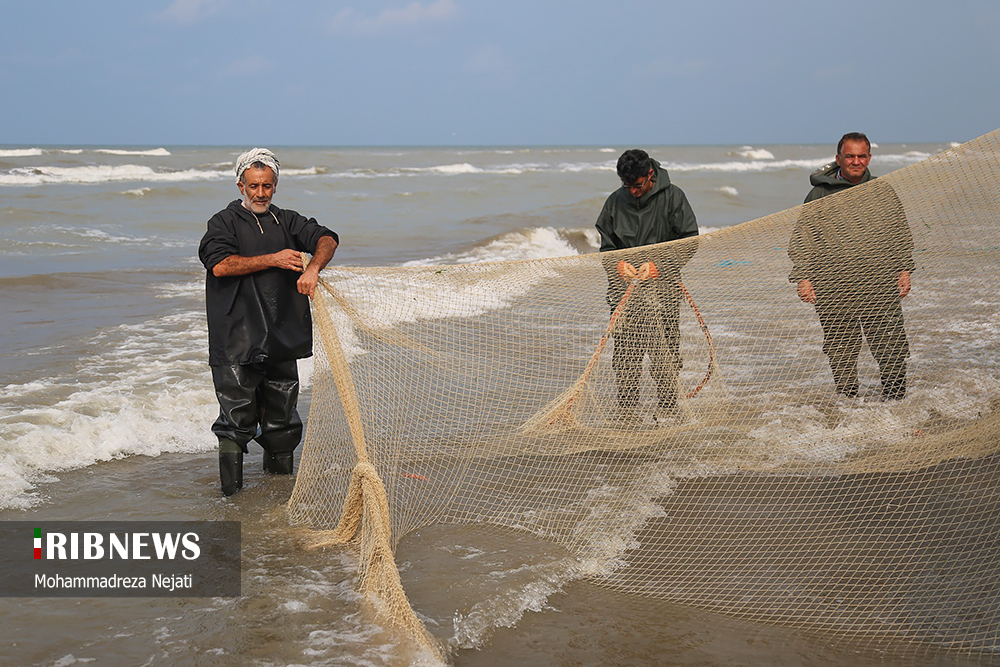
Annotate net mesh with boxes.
[288,130,1000,657]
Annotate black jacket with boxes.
[199,200,338,367]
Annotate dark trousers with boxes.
[612,297,682,411]
[816,302,908,398]
[211,360,303,454]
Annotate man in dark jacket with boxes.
[596,149,698,424]
[199,148,338,495]
[789,133,914,400]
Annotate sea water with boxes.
[2,142,991,666]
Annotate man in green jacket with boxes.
[789,133,914,400]
[596,149,699,424]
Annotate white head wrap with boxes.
[235,147,280,183]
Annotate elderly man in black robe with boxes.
[199,148,338,495]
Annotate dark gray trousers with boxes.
[612,297,682,412]
[816,302,909,398]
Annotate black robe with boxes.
[198,200,338,367]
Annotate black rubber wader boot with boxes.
[219,438,243,496]
[880,375,907,401]
[262,451,294,475]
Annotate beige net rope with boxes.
[289,129,1000,657]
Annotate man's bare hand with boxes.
[617,260,638,282]
[898,270,911,299]
[797,279,816,304]
[295,237,338,299]
[297,268,320,298]
[271,248,304,272]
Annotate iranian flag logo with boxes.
[34,528,41,559]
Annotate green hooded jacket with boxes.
[803,161,876,203]
[595,159,698,305]
[596,158,698,252]
[789,163,915,310]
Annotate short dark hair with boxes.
[617,149,653,184]
[837,132,871,155]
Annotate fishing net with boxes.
[287,129,1000,659]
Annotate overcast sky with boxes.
[3,1,998,147]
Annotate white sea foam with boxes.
[743,369,1000,468]
[78,227,150,243]
[283,167,324,177]
[714,186,740,197]
[452,454,680,650]
[40,225,196,250]
[406,162,542,176]
[404,226,593,267]
[383,161,610,178]
[0,148,43,157]
[329,261,561,329]
[555,160,614,174]
[452,555,594,649]
[730,146,775,160]
[156,281,204,299]
[0,308,217,510]
[95,148,172,156]
[670,157,831,173]
[319,226,605,333]
[0,164,228,186]
[746,403,886,463]
[421,163,481,175]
